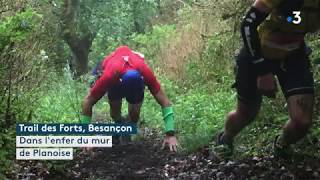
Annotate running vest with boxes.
[258,0,320,60]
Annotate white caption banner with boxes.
[16,148,73,160]
[16,136,112,147]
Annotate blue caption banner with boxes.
[16,123,137,135]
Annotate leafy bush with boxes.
[0,8,42,176]
[32,66,115,123]
[129,25,176,62]
[0,9,41,52]
[0,128,15,177]
[33,67,87,123]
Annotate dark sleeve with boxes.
[240,7,271,75]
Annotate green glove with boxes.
[80,115,91,124]
[162,106,174,133]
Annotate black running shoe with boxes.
[212,132,234,159]
[273,135,293,159]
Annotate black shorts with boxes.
[234,46,314,105]
[90,80,145,104]
[107,82,145,104]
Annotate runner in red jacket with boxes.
[81,46,178,152]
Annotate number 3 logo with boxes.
[292,11,302,24]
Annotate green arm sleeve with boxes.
[162,106,174,132]
[80,115,91,124]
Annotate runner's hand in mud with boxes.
[257,73,277,98]
[162,135,178,152]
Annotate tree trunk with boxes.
[61,0,95,77]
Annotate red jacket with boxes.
[90,46,161,100]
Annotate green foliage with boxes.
[0,8,43,177]
[175,88,235,151]
[32,66,111,123]
[77,0,158,37]
[139,74,235,152]
[86,0,159,67]
[89,24,176,68]
[0,1,319,178]
[129,25,176,60]
[0,128,15,176]
[0,9,41,51]
[33,67,87,123]
[187,32,239,86]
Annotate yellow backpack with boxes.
[259,0,320,60]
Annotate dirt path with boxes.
[62,137,320,180]
[69,138,173,179]
[14,135,320,180]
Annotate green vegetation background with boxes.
[0,0,319,177]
